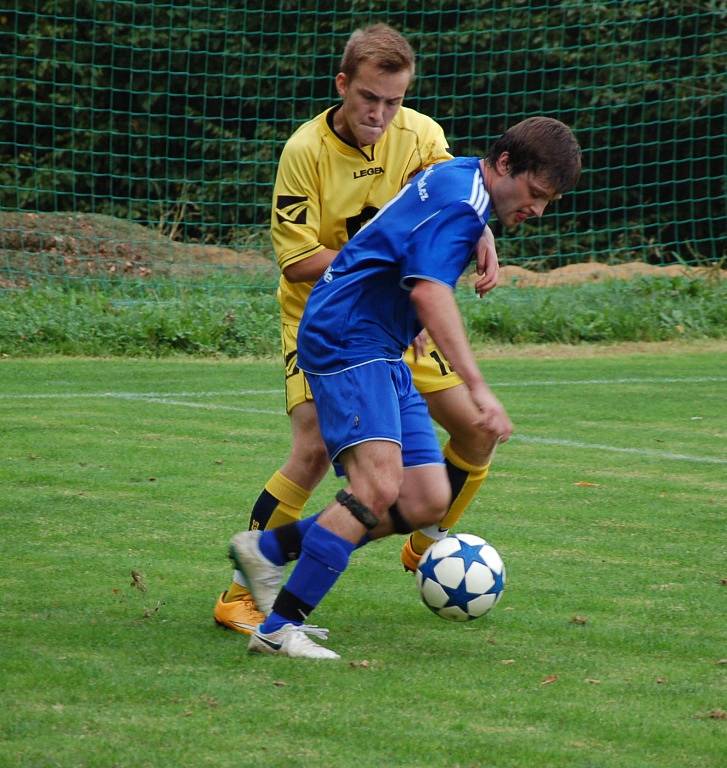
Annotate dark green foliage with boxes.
[1,276,725,357]
[1,1,724,264]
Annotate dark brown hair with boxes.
[486,117,582,193]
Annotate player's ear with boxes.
[335,72,348,99]
[495,151,511,177]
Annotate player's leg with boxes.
[242,362,447,658]
[240,437,400,660]
[247,439,411,659]
[247,400,329,530]
[402,341,498,570]
[248,321,329,532]
[214,325,330,634]
[247,364,404,642]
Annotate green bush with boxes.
[465,276,727,344]
[1,276,725,358]
[2,1,723,263]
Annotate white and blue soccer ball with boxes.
[416,533,506,621]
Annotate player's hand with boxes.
[473,225,499,297]
[412,329,429,361]
[470,384,513,443]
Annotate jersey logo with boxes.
[276,195,308,224]
[253,633,283,651]
[417,166,435,201]
[284,349,299,379]
[345,205,379,239]
[353,166,384,179]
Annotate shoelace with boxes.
[237,593,265,616]
[294,624,330,640]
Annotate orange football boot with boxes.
[214,589,265,635]
[400,535,423,573]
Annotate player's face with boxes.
[334,61,411,147]
[488,153,562,228]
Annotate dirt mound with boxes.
[0,211,273,283]
[494,261,724,287]
[1,212,722,287]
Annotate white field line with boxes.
[493,376,727,388]
[0,376,725,402]
[511,435,727,465]
[114,396,282,415]
[0,389,281,400]
[2,377,725,465]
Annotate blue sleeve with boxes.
[401,201,484,290]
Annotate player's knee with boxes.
[289,435,330,481]
[354,475,400,518]
[427,484,451,524]
[373,479,401,515]
[449,424,498,465]
[302,442,330,478]
[402,484,450,528]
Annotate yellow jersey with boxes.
[271,105,452,324]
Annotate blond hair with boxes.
[340,23,415,80]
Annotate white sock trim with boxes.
[232,569,248,587]
[418,524,448,541]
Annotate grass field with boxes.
[1,345,725,768]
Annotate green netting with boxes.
[1,0,725,290]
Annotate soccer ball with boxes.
[416,533,506,621]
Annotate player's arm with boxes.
[283,247,337,283]
[409,279,512,442]
[474,225,499,296]
[271,138,336,284]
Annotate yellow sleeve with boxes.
[270,137,325,272]
[414,117,454,176]
[425,119,454,167]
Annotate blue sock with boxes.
[257,513,321,565]
[260,522,355,633]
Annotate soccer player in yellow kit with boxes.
[214,23,502,633]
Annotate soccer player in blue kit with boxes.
[229,116,582,658]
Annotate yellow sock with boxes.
[248,470,312,531]
[264,470,312,529]
[226,472,313,601]
[410,441,490,555]
[224,582,251,602]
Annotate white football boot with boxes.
[248,623,340,660]
[228,531,283,614]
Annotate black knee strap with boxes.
[336,489,379,530]
[388,504,414,534]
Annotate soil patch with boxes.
[471,338,727,360]
[493,261,725,287]
[1,211,722,287]
[0,211,273,284]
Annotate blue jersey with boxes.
[297,156,491,375]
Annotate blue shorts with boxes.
[306,359,444,475]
